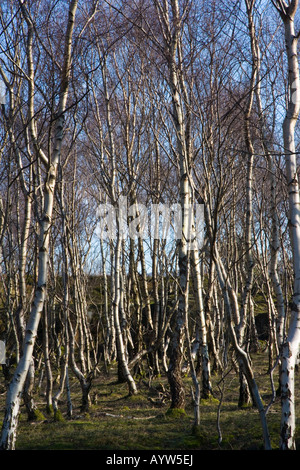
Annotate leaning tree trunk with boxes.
[0,160,60,449]
[68,317,92,413]
[0,0,78,450]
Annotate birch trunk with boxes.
[246,0,285,356]
[152,237,161,375]
[17,193,32,345]
[129,239,143,367]
[152,138,162,376]
[100,238,111,367]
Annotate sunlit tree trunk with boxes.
[68,316,92,413]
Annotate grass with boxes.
[1,347,300,451]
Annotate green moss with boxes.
[200,395,219,405]
[184,427,219,449]
[54,409,65,422]
[218,434,235,448]
[165,408,187,418]
[240,403,253,409]
[191,424,201,438]
[32,409,46,422]
[45,404,54,415]
[126,393,147,403]
[182,436,200,449]
[134,370,146,380]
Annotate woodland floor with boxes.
[0,345,300,452]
